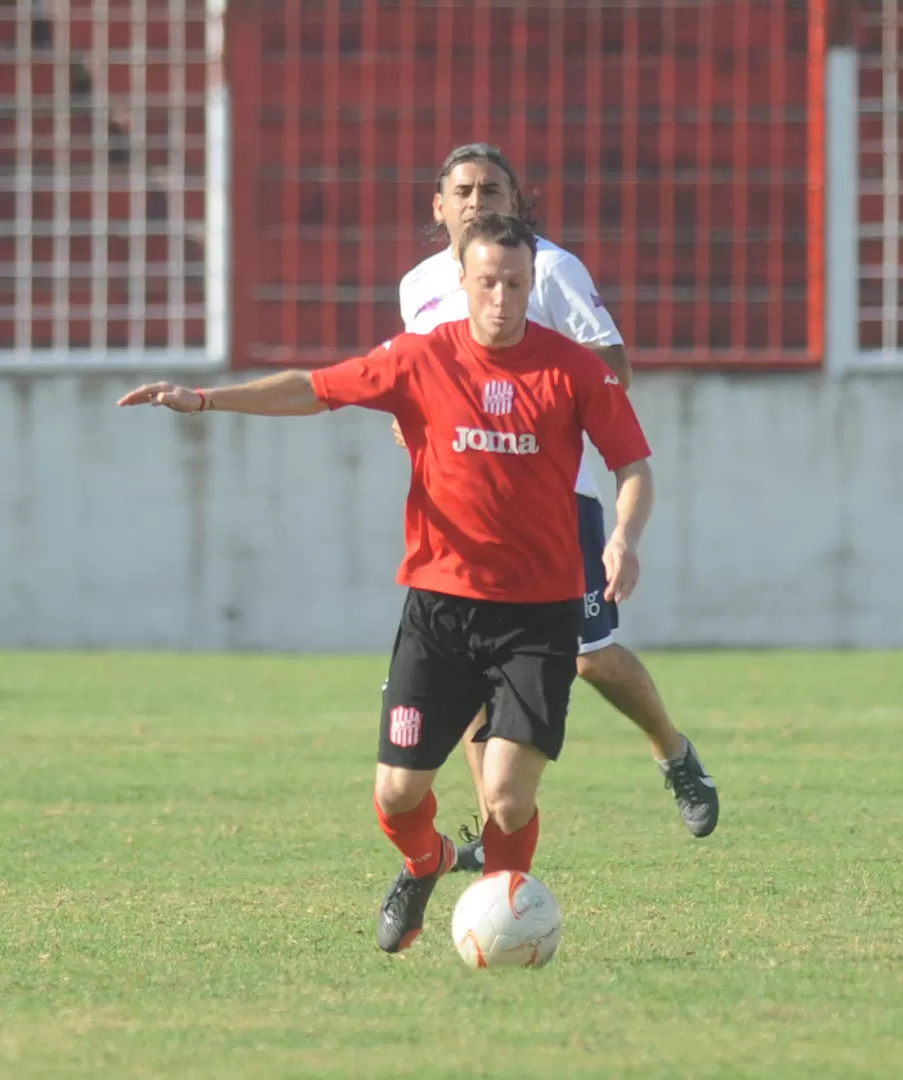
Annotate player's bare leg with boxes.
[373,764,457,953]
[450,711,491,872]
[461,711,491,820]
[453,646,719,865]
[374,762,437,816]
[578,644,719,837]
[576,643,682,760]
[455,715,551,871]
[480,738,548,873]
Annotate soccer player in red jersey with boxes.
[117,214,654,954]
[401,145,718,857]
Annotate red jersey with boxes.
[311,319,650,603]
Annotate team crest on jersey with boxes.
[482,380,515,416]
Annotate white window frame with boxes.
[827,1,903,371]
[0,0,229,372]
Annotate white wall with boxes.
[1,369,901,651]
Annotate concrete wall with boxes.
[1,369,901,651]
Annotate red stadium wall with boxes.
[226,0,826,371]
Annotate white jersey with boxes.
[399,236,624,499]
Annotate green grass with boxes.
[1,651,902,1079]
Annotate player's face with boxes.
[460,241,534,348]
[433,162,517,253]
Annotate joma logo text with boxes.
[452,427,540,455]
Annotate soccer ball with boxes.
[451,870,562,969]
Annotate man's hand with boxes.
[602,528,640,603]
[391,417,407,449]
[117,382,202,412]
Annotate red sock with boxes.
[481,809,540,874]
[374,789,448,878]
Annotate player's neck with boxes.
[468,318,528,350]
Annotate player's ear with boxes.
[432,191,445,224]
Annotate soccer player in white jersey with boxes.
[398,144,719,857]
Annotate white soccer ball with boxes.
[451,870,562,969]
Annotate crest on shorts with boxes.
[482,380,515,416]
[389,706,423,748]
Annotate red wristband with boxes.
[194,388,207,412]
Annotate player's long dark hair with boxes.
[426,143,539,242]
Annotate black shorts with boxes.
[379,588,582,771]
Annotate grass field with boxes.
[1,651,902,1079]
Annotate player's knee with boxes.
[576,644,619,685]
[484,787,535,834]
[373,767,429,816]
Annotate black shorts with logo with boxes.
[379,588,583,771]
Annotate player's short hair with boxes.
[458,212,538,269]
[430,143,538,237]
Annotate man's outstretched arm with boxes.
[116,371,328,416]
